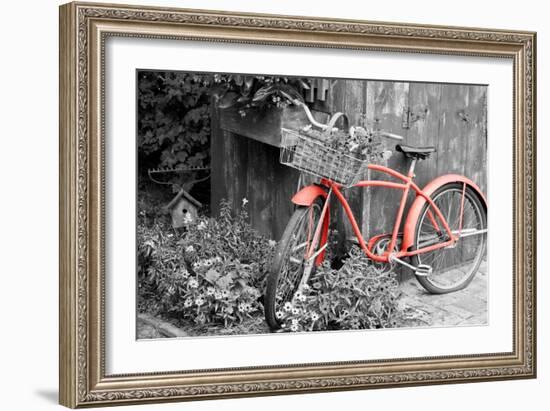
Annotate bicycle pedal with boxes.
[415,264,433,277]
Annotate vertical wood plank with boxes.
[326,79,367,250]
[209,102,226,217]
[364,81,410,238]
[246,138,274,237]
[406,83,442,190]
[463,85,488,194]
[436,84,470,178]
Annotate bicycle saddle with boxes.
[395,144,436,160]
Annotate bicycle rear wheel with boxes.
[265,198,325,330]
[412,183,487,294]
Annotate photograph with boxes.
[56,1,536,407]
[135,71,488,339]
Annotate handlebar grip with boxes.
[377,131,404,141]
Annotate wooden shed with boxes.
[210,79,487,245]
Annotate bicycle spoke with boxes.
[416,187,486,291]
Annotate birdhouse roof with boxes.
[165,188,202,210]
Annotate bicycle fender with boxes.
[291,185,330,266]
[402,174,487,251]
[291,184,328,206]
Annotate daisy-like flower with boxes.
[184,298,193,308]
[195,297,204,306]
[275,311,284,319]
[290,323,299,332]
[291,307,300,316]
[283,302,293,312]
[294,291,303,301]
[291,318,299,326]
[243,303,252,312]
[319,302,330,314]
[310,312,320,322]
[214,291,222,300]
[179,268,189,279]
[183,213,193,224]
[237,303,246,313]
[188,278,199,289]
[349,318,361,329]
[206,287,215,296]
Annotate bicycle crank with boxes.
[388,255,432,277]
[414,264,433,277]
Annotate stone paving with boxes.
[399,260,488,328]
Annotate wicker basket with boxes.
[280,128,368,187]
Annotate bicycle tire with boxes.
[264,198,325,330]
[412,183,487,294]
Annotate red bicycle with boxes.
[264,101,488,331]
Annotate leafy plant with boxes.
[137,199,276,328]
[138,71,211,177]
[137,71,312,191]
[276,247,403,332]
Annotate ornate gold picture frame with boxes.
[59,2,536,408]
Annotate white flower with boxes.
[283,302,293,312]
[184,298,193,308]
[291,318,299,326]
[185,245,195,253]
[188,278,199,288]
[195,297,204,306]
[294,291,307,303]
[310,312,320,321]
[242,198,249,206]
[290,323,299,332]
[275,311,284,319]
[206,287,215,296]
[268,240,277,247]
[197,221,207,231]
[292,307,300,315]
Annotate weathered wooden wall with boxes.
[211,80,487,244]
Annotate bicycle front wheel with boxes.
[265,198,325,330]
[412,183,487,294]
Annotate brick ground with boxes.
[399,261,488,328]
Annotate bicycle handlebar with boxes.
[292,99,330,130]
[292,99,404,141]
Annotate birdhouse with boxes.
[164,189,202,229]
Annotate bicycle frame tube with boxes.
[324,163,456,263]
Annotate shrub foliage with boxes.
[137,200,275,328]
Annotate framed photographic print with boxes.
[59,1,537,408]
